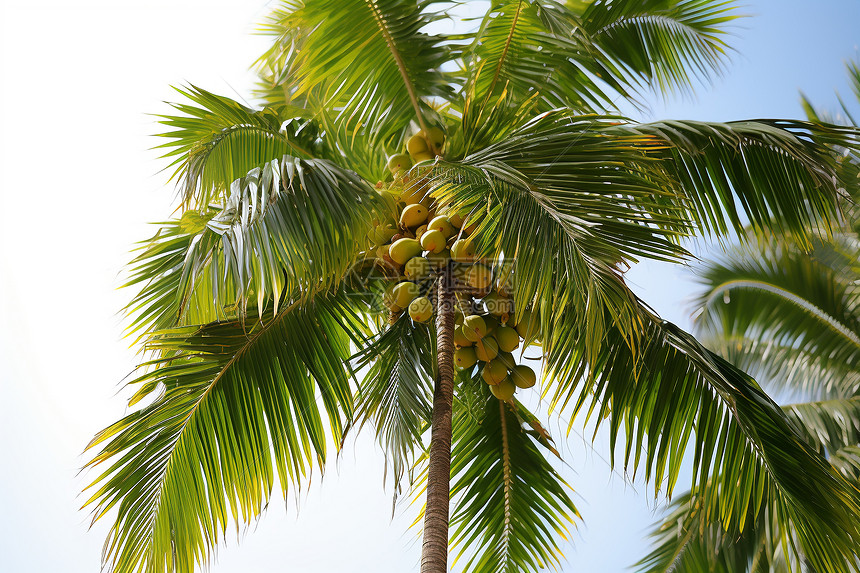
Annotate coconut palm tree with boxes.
[82,2,860,573]
[637,61,860,572]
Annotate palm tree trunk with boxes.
[420,266,455,573]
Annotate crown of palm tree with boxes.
[82,2,860,573]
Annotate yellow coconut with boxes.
[406,134,428,157]
[408,296,433,323]
[514,310,541,341]
[481,359,508,385]
[462,315,487,342]
[392,281,420,309]
[387,153,412,174]
[426,248,450,269]
[425,126,445,149]
[453,326,473,348]
[451,239,476,263]
[400,204,429,228]
[404,256,431,281]
[389,238,423,265]
[467,264,492,290]
[495,326,520,353]
[427,216,455,238]
[421,229,447,254]
[497,351,516,370]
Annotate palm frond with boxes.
[460,0,623,115]
[784,396,860,456]
[636,489,800,573]
[255,0,452,148]
[123,157,383,336]
[155,85,316,208]
[122,214,224,340]
[547,314,860,572]
[352,313,436,492]
[574,0,739,96]
[83,293,369,573]
[622,118,859,242]
[693,235,860,398]
[446,373,578,572]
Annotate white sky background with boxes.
[1,0,859,571]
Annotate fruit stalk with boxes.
[420,266,455,573]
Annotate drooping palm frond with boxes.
[784,396,860,457]
[83,293,369,573]
[620,118,858,243]
[546,312,860,573]
[639,388,860,573]
[123,156,384,336]
[693,235,860,398]
[155,85,318,208]
[352,313,436,492]
[441,372,578,573]
[437,111,857,366]
[573,0,738,96]
[255,0,452,150]
[636,489,800,573]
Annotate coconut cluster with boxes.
[365,127,539,401]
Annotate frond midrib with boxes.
[135,297,304,563]
[703,278,860,349]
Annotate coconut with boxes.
[454,347,478,369]
[490,377,516,400]
[389,238,423,265]
[481,359,508,385]
[404,257,431,281]
[475,336,499,362]
[400,204,429,228]
[510,364,537,389]
[408,296,433,323]
[462,315,487,342]
[495,326,520,353]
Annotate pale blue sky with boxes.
[0,1,858,572]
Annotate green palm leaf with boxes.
[694,235,860,397]
[621,118,856,242]
[547,314,860,573]
[461,0,622,114]
[352,313,436,492]
[445,373,578,572]
[574,0,738,95]
[123,156,383,337]
[256,0,451,147]
[82,293,368,573]
[636,489,799,573]
[155,85,316,208]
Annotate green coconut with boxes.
[462,315,487,342]
[510,364,537,389]
[454,347,478,369]
[489,377,516,400]
[495,326,520,353]
[475,336,499,362]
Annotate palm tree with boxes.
[637,61,860,572]
[82,2,860,573]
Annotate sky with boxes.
[0,0,858,572]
